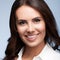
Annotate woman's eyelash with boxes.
[16,17,41,25]
[16,20,27,25]
[20,21,26,24]
[33,18,41,22]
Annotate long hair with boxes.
[3,0,60,60]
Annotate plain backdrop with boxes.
[0,0,60,59]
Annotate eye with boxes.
[16,20,27,25]
[33,18,41,23]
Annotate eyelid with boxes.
[16,19,27,25]
[32,17,41,22]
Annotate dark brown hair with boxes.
[3,0,60,60]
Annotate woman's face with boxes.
[16,5,46,47]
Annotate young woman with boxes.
[3,0,60,60]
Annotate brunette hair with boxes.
[3,0,60,60]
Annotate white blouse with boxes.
[17,43,60,60]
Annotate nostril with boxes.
[27,26,35,33]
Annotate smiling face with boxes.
[16,5,46,47]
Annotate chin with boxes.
[26,42,41,48]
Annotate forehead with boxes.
[16,5,42,20]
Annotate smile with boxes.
[25,33,39,41]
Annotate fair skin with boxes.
[16,5,46,60]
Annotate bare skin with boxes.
[22,41,45,60]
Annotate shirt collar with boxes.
[35,43,54,60]
[18,47,24,60]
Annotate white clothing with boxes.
[17,43,60,60]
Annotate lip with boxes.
[25,33,39,42]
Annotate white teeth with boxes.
[27,35,36,38]
[25,33,39,41]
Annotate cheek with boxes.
[37,23,46,41]
[17,26,26,35]
[40,25,45,32]
[36,22,46,32]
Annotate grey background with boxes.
[0,0,60,59]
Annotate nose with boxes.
[27,23,35,33]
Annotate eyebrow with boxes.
[16,19,27,22]
[16,17,42,21]
[32,17,41,20]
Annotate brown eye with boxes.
[19,21,26,25]
[33,18,40,23]
[16,20,27,25]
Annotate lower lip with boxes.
[27,37,36,42]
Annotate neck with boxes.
[22,42,46,58]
